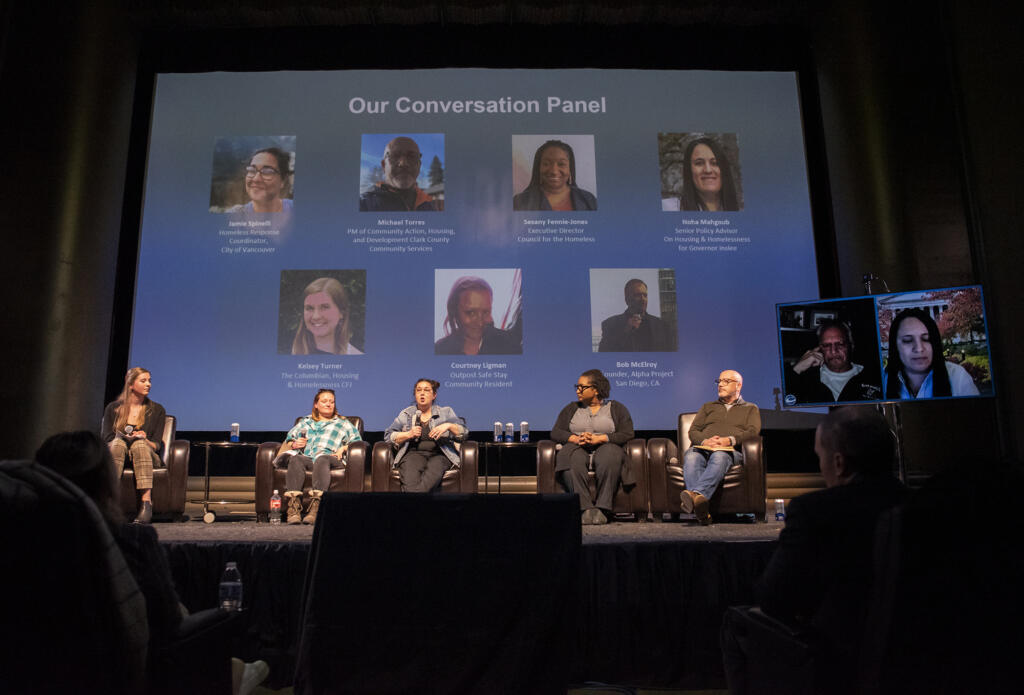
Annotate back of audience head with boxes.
[36,430,123,526]
[815,407,895,486]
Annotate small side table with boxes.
[192,441,260,523]
[481,441,538,493]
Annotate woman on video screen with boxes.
[884,308,979,399]
[434,276,521,356]
[668,137,739,212]
[229,147,293,214]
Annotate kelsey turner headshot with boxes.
[512,136,597,211]
[279,272,366,355]
[209,136,295,213]
[659,133,742,212]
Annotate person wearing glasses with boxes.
[787,319,881,404]
[679,370,761,525]
[384,379,467,493]
[598,278,674,352]
[550,369,636,525]
[228,147,293,214]
[360,136,442,212]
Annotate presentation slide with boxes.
[129,68,819,431]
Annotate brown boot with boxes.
[302,490,323,525]
[284,491,302,524]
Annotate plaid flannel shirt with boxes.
[285,416,361,458]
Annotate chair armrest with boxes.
[741,435,766,520]
[344,441,369,492]
[536,440,559,493]
[458,441,478,493]
[371,441,394,492]
[647,437,679,510]
[165,439,190,513]
[624,438,649,516]
[254,442,280,513]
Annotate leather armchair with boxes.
[117,414,189,521]
[647,412,766,521]
[254,416,369,522]
[370,438,479,493]
[535,439,649,519]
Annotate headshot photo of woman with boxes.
[659,133,742,212]
[209,136,295,214]
[884,308,980,399]
[279,270,366,355]
[434,271,522,356]
[512,137,597,211]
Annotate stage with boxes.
[159,515,782,691]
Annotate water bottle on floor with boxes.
[269,489,282,525]
[219,561,243,611]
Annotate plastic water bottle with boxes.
[230,422,240,443]
[269,489,282,525]
[219,561,243,611]
[504,422,514,443]
[774,498,786,522]
[519,421,529,443]
[493,421,503,443]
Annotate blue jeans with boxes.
[682,447,740,499]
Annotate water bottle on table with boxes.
[774,498,786,522]
[519,421,529,442]
[504,422,514,443]
[219,561,243,611]
[230,422,240,443]
[493,421,502,442]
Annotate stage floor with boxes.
[157,517,783,544]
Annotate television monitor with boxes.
[777,285,994,407]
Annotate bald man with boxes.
[359,136,442,212]
[680,369,761,525]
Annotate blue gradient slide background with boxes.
[131,68,818,431]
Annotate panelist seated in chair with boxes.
[551,368,636,525]
[101,366,166,525]
[273,389,362,525]
[679,369,760,525]
[383,378,467,493]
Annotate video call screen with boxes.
[129,68,819,431]
[777,285,994,407]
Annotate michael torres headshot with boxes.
[359,134,444,212]
[209,135,295,214]
[434,269,523,356]
[658,133,743,212]
[590,268,678,353]
[779,297,883,406]
[278,270,367,356]
[512,135,598,211]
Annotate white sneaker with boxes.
[239,660,270,695]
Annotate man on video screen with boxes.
[786,319,881,404]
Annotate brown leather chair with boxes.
[647,412,766,521]
[117,414,189,521]
[535,439,649,519]
[254,416,369,522]
[371,439,479,493]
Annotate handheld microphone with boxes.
[124,424,134,437]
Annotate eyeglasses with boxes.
[574,383,595,392]
[245,165,281,178]
[714,378,739,385]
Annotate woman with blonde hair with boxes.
[291,277,363,355]
[100,367,166,524]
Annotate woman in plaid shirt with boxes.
[273,389,361,524]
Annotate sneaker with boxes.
[239,659,269,695]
